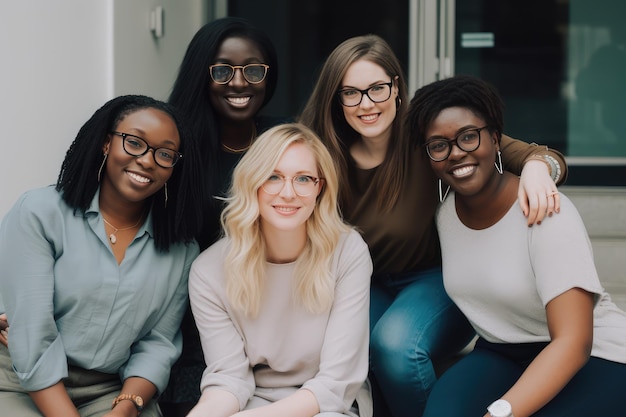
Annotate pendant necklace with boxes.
[102,214,144,244]
[221,125,256,153]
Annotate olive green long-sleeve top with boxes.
[345,135,567,277]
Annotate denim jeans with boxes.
[369,267,475,417]
[423,339,626,416]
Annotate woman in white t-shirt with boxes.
[408,75,626,417]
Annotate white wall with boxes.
[0,0,208,221]
[0,1,112,221]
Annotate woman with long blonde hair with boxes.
[187,123,373,417]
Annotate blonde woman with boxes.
[187,123,373,417]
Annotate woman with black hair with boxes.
[162,17,288,416]
[0,95,205,417]
[168,16,282,249]
[410,75,626,417]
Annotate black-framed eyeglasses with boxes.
[337,81,393,107]
[261,174,322,197]
[111,132,182,168]
[208,63,270,84]
[424,126,489,162]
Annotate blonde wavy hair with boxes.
[221,123,351,317]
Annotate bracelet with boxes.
[112,393,144,415]
[526,154,561,183]
[543,154,561,183]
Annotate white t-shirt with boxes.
[436,192,626,364]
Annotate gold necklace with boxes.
[221,125,256,153]
[102,214,144,244]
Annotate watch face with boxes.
[135,396,144,407]
[488,399,512,417]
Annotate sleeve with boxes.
[188,243,256,410]
[302,230,373,413]
[500,134,568,185]
[120,241,200,393]
[528,195,604,306]
[0,192,70,391]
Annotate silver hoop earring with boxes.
[495,150,503,175]
[438,179,450,203]
[97,153,108,182]
[164,182,168,208]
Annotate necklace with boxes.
[102,214,144,244]
[221,125,257,153]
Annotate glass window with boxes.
[454,0,626,185]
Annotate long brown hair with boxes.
[299,34,410,212]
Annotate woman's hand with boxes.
[0,313,8,347]
[103,401,138,417]
[518,159,560,226]
[492,288,593,417]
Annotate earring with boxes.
[438,179,450,203]
[396,96,402,111]
[495,150,503,175]
[164,182,168,208]
[97,153,108,182]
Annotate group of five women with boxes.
[1,15,624,417]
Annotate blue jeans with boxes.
[369,267,475,417]
[423,338,626,416]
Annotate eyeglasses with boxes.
[337,81,393,107]
[425,127,489,162]
[111,132,182,168]
[209,63,270,84]
[261,174,322,197]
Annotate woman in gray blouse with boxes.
[0,95,205,417]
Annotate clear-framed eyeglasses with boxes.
[337,81,393,107]
[209,63,270,84]
[111,132,182,168]
[424,126,489,162]
[261,174,322,197]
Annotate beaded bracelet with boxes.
[526,154,561,183]
[544,154,562,183]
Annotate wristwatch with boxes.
[487,399,514,417]
[112,393,144,415]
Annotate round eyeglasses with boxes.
[424,126,489,162]
[261,174,322,197]
[111,132,182,168]
[209,63,270,84]
[337,81,393,107]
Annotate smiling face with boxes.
[426,106,500,198]
[100,108,180,208]
[257,142,321,237]
[340,59,398,143]
[208,36,268,123]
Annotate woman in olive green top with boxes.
[299,34,567,417]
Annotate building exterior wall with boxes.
[0,0,208,222]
